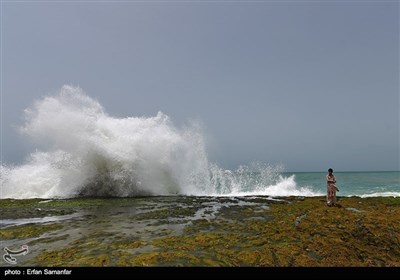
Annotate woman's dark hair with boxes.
[328,168,333,173]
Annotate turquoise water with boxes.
[286,171,400,197]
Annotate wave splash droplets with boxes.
[1,86,316,198]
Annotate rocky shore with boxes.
[1,196,399,267]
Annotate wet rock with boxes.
[1,196,399,266]
[345,207,364,213]
[294,214,307,228]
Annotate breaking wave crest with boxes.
[1,86,319,198]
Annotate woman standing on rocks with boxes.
[327,168,339,206]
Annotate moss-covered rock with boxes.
[0,223,63,239]
[1,196,399,266]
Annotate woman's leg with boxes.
[327,187,333,205]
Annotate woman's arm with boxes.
[327,175,336,183]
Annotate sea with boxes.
[283,171,399,198]
[1,86,399,199]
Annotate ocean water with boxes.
[284,171,400,198]
[1,86,399,199]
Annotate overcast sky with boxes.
[1,0,399,172]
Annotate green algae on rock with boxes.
[1,196,399,267]
[0,224,64,240]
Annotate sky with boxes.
[1,0,399,172]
